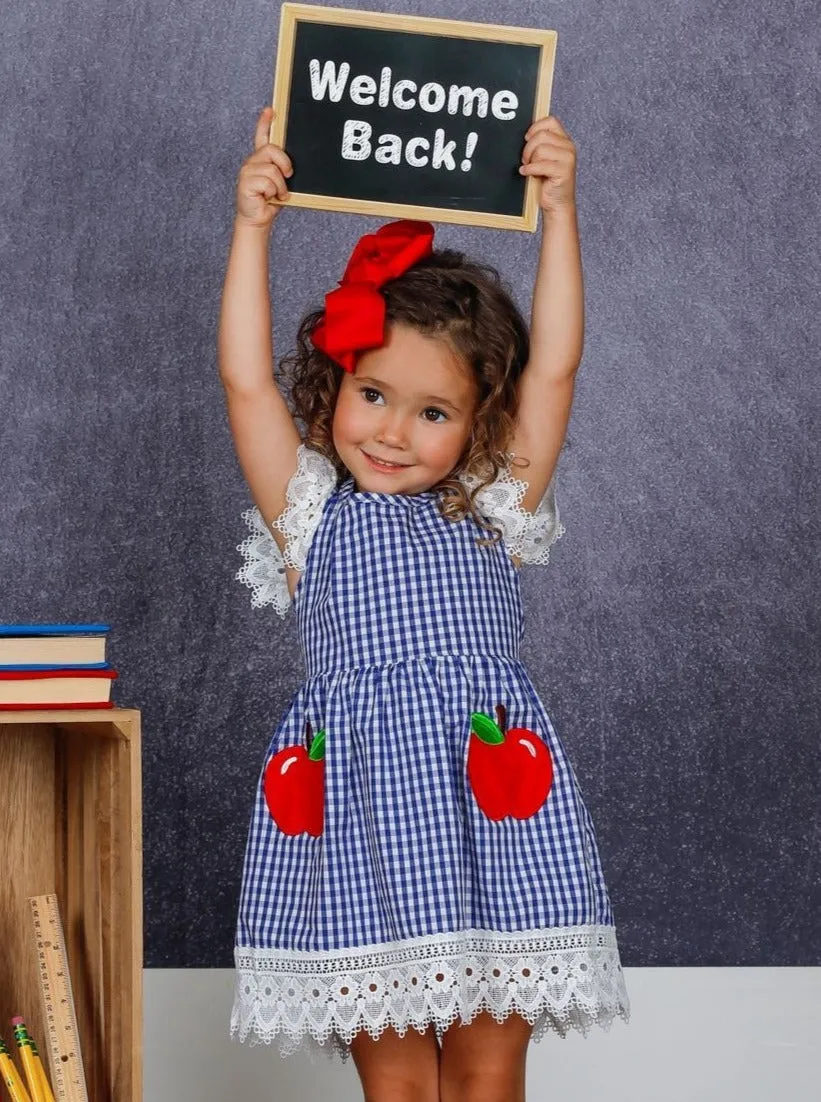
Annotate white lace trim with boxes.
[230,924,630,1064]
[236,449,566,616]
[460,453,566,565]
[235,445,339,617]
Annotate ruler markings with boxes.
[28,894,89,1102]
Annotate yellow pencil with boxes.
[0,1036,32,1102]
[25,1039,54,1102]
[9,1026,51,1102]
[8,1025,41,1102]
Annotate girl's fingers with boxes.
[244,168,290,201]
[254,107,275,151]
[521,136,574,167]
[521,118,573,161]
[519,160,562,175]
[246,141,294,179]
[520,134,563,164]
[240,108,293,212]
[525,115,567,140]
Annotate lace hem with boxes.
[229,924,630,1064]
[235,444,339,617]
[461,454,566,565]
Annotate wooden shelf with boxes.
[0,708,143,1101]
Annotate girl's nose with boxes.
[376,413,410,447]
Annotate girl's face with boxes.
[332,322,478,494]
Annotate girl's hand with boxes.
[235,107,294,230]
[519,115,577,215]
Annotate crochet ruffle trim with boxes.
[229,924,630,1065]
[236,444,566,617]
[462,452,565,566]
[235,446,339,618]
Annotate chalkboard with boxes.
[270,4,557,230]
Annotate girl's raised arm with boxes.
[507,115,583,516]
[218,108,302,539]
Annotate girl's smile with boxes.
[361,449,414,474]
[332,321,477,494]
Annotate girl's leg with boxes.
[439,1010,534,1102]
[350,1023,441,1102]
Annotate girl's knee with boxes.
[439,1012,532,1102]
[441,1067,527,1102]
[350,1023,440,1102]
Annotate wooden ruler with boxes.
[28,894,89,1102]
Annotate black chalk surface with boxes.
[273,7,556,227]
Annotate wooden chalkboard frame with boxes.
[269,3,557,231]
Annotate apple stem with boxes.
[496,704,507,734]
[306,719,312,752]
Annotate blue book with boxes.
[0,624,110,636]
[0,662,111,671]
[0,625,111,667]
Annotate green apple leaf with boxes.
[470,712,505,744]
[308,729,326,761]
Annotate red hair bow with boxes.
[310,219,435,373]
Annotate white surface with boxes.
[144,967,821,1101]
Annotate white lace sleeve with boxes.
[461,453,566,566]
[235,444,339,617]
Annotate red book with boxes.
[0,667,117,707]
[0,701,115,710]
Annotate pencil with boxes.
[9,1025,51,1102]
[25,1038,54,1102]
[0,1036,32,1102]
[8,1025,42,1102]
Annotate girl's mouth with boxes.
[362,450,412,474]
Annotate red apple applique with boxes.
[467,704,553,821]
[264,719,325,836]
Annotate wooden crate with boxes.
[0,709,142,1102]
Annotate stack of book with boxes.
[0,623,117,709]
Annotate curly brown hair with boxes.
[278,246,534,549]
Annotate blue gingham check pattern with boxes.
[232,473,628,1057]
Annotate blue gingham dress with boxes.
[231,446,630,1063]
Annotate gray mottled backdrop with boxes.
[1,1,818,967]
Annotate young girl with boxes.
[220,106,630,1098]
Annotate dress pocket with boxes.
[263,719,325,836]
[467,704,553,821]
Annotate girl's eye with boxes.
[359,388,448,424]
